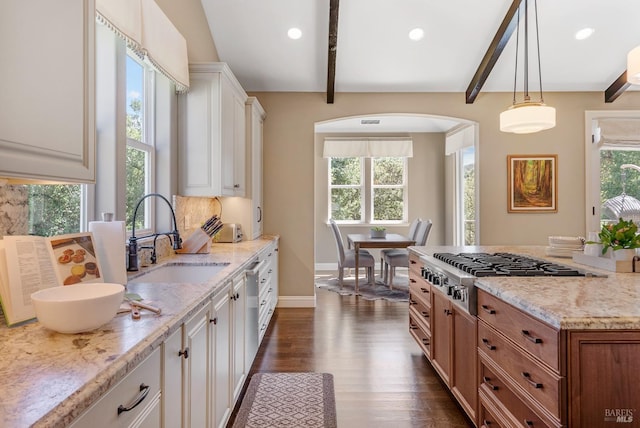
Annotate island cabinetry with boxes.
[477,289,565,428]
[431,290,453,384]
[568,330,640,427]
[0,0,95,183]
[178,62,247,197]
[408,252,431,356]
[71,348,161,428]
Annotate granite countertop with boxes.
[0,236,278,428]
[410,245,640,330]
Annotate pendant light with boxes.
[500,0,556,134]
[627,45,640,84]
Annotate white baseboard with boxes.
[276,296,316,308]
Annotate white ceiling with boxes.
[199,0,640,131]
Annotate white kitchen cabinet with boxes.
[161,302,212,428]
[71,348,161,428]
[178,62,247,197]
[245,97,266,240]
[211,283,232,428]
[0,0,96,184]
[231,271,247,403]
[258,241,279,342]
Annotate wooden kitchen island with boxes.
[408,245,640,428]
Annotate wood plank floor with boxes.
[230,284,474,427]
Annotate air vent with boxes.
[360,119,380,125]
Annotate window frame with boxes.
[328,156,408,225]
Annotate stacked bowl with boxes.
[545,236,585,258]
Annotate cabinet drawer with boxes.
[409,292,431,330]
[409,313,431,359]
[477,290,559,371]
[408,252,422,277]
[71,348,161,428]
[479,402,505,428]
[409,276,431,307]
[480,360,557,428]
[478,322,563,420]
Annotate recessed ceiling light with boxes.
[361,119,380,125]
[575,27,594,41]
[408,28,424,41]
[287,27,302,40]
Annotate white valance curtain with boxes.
[96,0,189,93]
[323,138,413,158]
[598,118,640,148]
[445,125,474,155]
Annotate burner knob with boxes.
[452,286,463,300]
[432,274,441,285]
[446,284,454,296]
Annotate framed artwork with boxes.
[507,154,557,213]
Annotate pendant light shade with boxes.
[627,45,640,85]
[500,0,556,134]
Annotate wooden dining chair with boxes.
[383,219,432,289]
[329,219,375,287]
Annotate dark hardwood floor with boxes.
[230,284,473,427]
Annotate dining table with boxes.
[346,233,416,292]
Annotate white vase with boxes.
[370,230,386,238]
[613,248,636,261]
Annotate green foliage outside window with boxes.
[464,161,475,245]
[28,185,81,236]
[372,157,404,221]
[600,150,640,224]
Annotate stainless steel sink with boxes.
[128,263,229,284]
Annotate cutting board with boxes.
[88,221,128,285]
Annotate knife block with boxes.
[176,228,211,254]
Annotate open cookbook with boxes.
[0,232,104,326]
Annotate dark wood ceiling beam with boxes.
[604,71,630,103]
[327,0,339,104]
[465,0,524,104]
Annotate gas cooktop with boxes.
[432,252,604,278]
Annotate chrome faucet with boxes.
[127,193,182,271]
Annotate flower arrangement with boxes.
[371,226,386,232]
[370,226,386,238]
[589,218,640,255]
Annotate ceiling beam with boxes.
[327,0,339,104]
[604,71,630,103]
[465,0,523,104]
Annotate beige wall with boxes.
[249,91,640,299]
[314,132,445,265]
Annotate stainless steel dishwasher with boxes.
[245,258,264,369]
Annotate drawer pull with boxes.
[521,330,543,344]
[482,376,499,390]
[420,287,430,294]
[444,309,452,316]
[409,299,416,305]
[482,420,492,427]
[117,383,150,415]
[410,278,416,283]
[481,305,496,315]
[421,311,430,318]
[521,372,543,389]
[410,259,417,264]
[481,338,496,350]
[524,421,534,426]
[409,324,418,330]
[421,338,430,346]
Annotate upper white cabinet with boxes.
[0,0,96,183]
[178,63,247,197]
[245,97,266,240]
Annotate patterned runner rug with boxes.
[232,372,337,428]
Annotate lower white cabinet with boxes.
[231,272,247,403]
[211,282,232,428]
[71,348,162,428]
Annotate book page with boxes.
[47,232,104,286]
[2,236,57,324]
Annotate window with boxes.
[329,156,407,224]
[27,184,83,236]
[446,125,477,245]
[126,54,155,233]
[461,146,476,245]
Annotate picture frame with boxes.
[507,154,557,213]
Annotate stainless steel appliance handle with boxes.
[246,260,266,277]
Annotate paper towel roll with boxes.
[88,221,127,285]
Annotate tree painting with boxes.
[508,155,557,212]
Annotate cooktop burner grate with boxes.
[433,252,585,277]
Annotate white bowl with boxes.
[31,283,125,334]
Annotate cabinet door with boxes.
[452,306,478,424]
[0,0,95,183]
[232,94,246,196]
[212,286,232,428]
[221,74,236,196]
[183,303,212,428]
[247,98,265,239]
[232,273,247,402]
[162,328,183,428]
[431,290,452,385]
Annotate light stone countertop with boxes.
[0,236,278,428]
[410,245,640,330]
